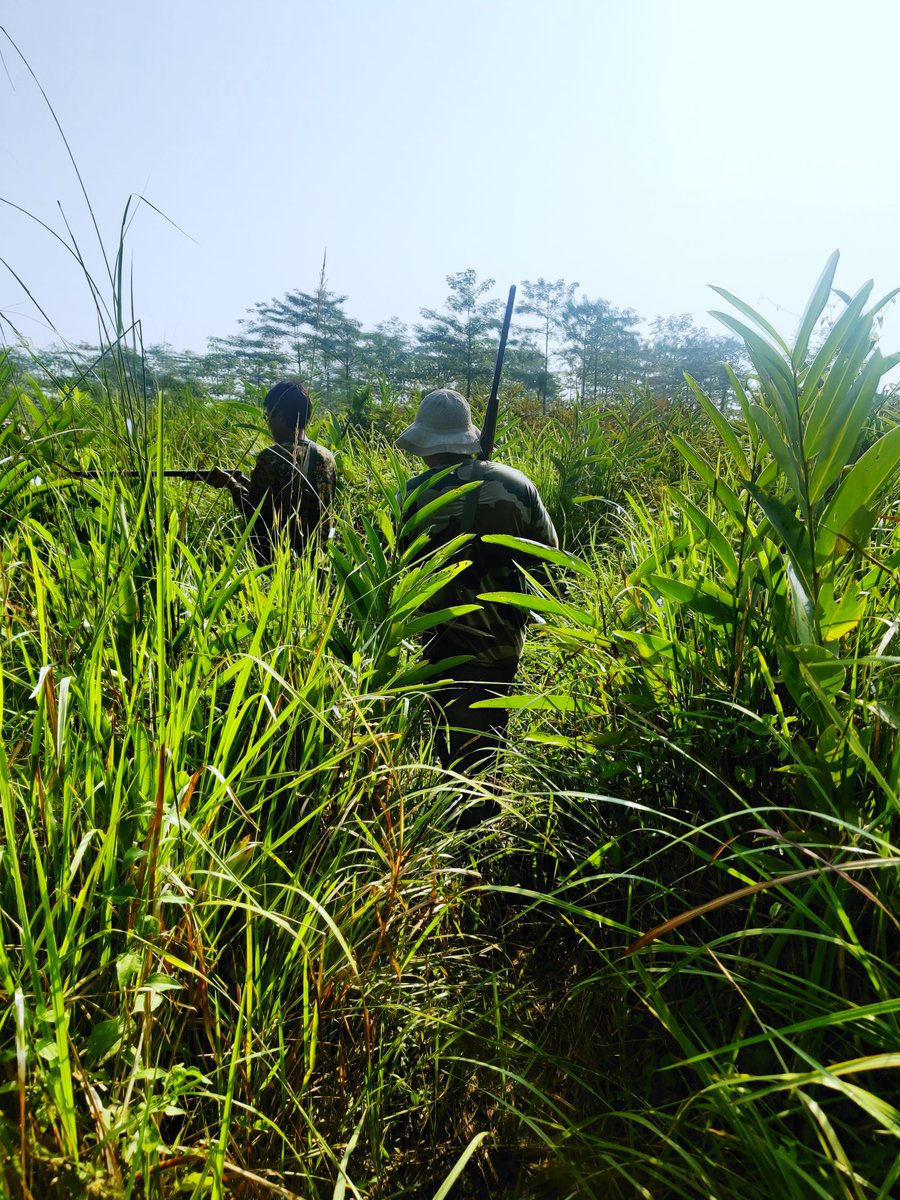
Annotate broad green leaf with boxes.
[480,533,595,579]
[477,590,594,627]
[791,642,846,695]
[818,580,868,643]
[818,424,900,561]
[867,284,900,320]
[711,312,795,392]
[684,374,748,474]
[400,462,459,512]
[808,351,900,503]
[86,1018,124,1066]
[471,693,578,712]
[708,285,791,354]
[645,574,736,625]
[375,506,395,549]
[831,504,877,559]
[803,317,875,447]
[403,604,482,637]
[669,489,739,584]
[362,516,389,577]
[671,436,745,523]
[391,541,475,615]
[726,364,758,446]
[799,280,874,407]
[116,951,143,989]
[397,531,471,575]
[0,389,18,428]
[392,654,472,688]
[776,641,831,728]
[792,249,840,369]
[755,459,779,491]
[796,674,897,799]
[868,702,900,729]
[749,404,805,508]
[614,630,674,664]
[746,483,814,598]
[752,367,802,454]
[785,557,818,644]
[629,533,692,584]
[672,434,716,489]
[398,480,481,540]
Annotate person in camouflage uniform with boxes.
[396,389,557,790]
[211,379,336,565]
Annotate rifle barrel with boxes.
[69,469,239,482]
[480,284,516,461]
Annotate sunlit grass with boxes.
[1,252,900,1197]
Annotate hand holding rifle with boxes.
[70,467,249,487]
[205,467,249,492]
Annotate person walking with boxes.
[211,378,336,565]
[396,388,558,793]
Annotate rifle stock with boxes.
[479,284,516,461]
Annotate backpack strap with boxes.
[300,438,313,485]
[458,473,482,536]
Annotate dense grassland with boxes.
[1,256,899,1198]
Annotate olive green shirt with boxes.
[402,457,558,665]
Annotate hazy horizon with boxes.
[3,1,900,360]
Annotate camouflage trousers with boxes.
[428,658,519,802]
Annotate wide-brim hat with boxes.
[395,388,482,456]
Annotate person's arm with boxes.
[207,467,255,516]
[211,453,278,564]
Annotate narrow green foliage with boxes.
[0,257,899,1200]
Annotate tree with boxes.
[143,343,211,397]
[415,270,502,399]
[359,318,414,389]
[644,314,745,406]
[233,282,362,407]
[239,292,318,375]
[558,295,641,402]
[503,332,552,402]
[518,277,577,411]
[205,328,289,394]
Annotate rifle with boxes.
[69,469,248,484]
[479,284,516,461]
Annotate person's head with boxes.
[264,378,312,441]
[394,388,482,462]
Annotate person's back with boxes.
[402,456,556,665]
[396,388,558,784]
[212,378,336,565]
[245,435,335,562]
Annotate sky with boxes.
[2,0,900,358]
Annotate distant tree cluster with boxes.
[7,268,746,410]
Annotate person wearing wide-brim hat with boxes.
[396,388,558,813]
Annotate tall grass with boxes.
[1,216,900,1198]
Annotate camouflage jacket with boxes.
[401,456,558,665]
[231,439,336,564]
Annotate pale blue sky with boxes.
[2,0,899,356]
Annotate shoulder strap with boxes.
[459,476,481,536]
[300,438,314,486]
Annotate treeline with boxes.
[9,268,746,409]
